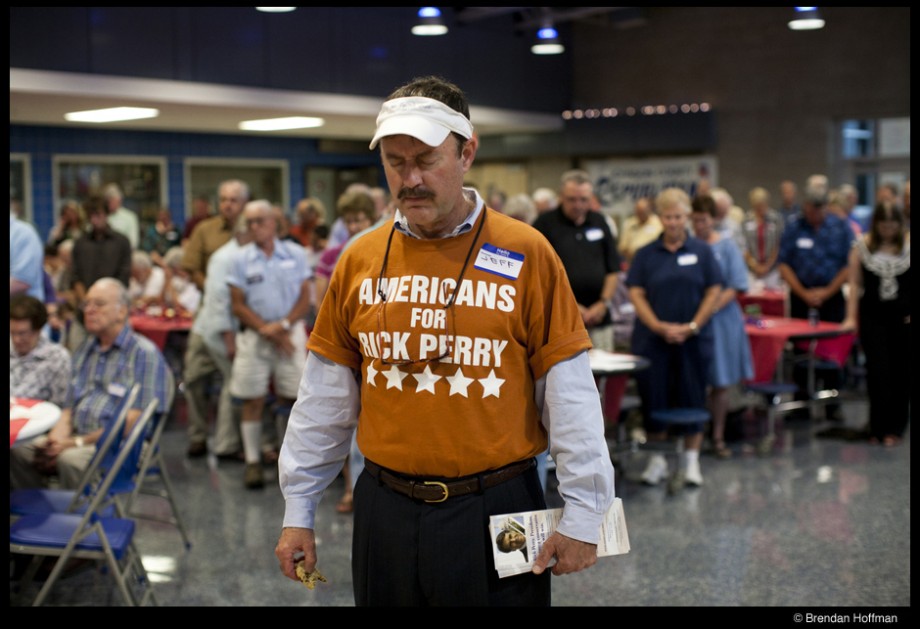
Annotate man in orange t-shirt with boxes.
[275,76,615,606]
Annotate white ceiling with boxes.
[9,68,563,142]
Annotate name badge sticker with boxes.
[474,243,525,280]
[280,259,297,269]
[107,383,127,398]
[677,253,698,266]
[796,238,814,249]
[585,227,605,242]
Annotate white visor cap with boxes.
[369,96,474,150]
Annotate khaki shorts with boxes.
[229,324,307,400]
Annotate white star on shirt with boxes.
[365,363,378,387]
[382,365,408,390]
[446,367,475,397]
[479,369,505,399]
[411,365,442,394]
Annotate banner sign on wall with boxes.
[582,156,719,220]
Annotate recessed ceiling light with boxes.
[64,107,160,123]
[531,26,564,55]
[256,7,296,13]
[788,7,825,30]
[412,7,448,36]
[238,116,325,131]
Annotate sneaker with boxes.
[684,459,704,487]
[244,463,265,489]
[641,454,669,486]
[187,440,207,458]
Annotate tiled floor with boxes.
[10,393,910,608]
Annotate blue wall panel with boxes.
[10,124,381,240]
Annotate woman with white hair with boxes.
[626,188,723,487]
[128,249,166,309]
[162,246,201,316]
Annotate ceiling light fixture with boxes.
[788,7,825,31]
[531,24,564,55]
[238,116,325,131]
[255,7,296,13]
[412,7,448,36]
[64,107,160,123]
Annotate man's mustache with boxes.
[398,187,435,200]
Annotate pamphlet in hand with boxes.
[489,497,630,578]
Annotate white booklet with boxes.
[489,497,630,578]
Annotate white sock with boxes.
[683,449,699,469]
[241,421,262,464]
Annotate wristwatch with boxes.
[280,318,291,331]
[688,321,699,335]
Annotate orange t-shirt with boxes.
[307,209,591,477]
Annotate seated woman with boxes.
[162,246,201,317]
[11,294,73,407]
[128,249,167,311]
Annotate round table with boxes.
[589,350,651,426]
[130,313,193,351]
[10,397,62,447]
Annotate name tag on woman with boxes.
[796,238,814,249]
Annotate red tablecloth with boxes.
[10,397,62,447]
[745,316,855,384]
[738,290,786,317]
[130,314,193,350]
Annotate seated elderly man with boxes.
[10,294,72,407]
[11,278,174,489]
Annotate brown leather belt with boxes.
[363,458,536,503]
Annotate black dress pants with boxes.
[351,461,551,606]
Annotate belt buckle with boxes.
[423,480,449,503]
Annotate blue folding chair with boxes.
[10,383,141,520]
[10,399,160,606]
[111,404,192,550]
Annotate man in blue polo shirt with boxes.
[533,169,621,351]
[11,278,173,489]
[227,199,313,489]
[778,178,855,420]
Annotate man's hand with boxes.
[276,527,317,582]
[259,322,295,356]
[805,286,828,308]
[532,532,598,576]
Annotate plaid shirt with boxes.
[68,325,173,435]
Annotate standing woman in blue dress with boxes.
[627,188,723,487]
[841,202,911,446]
[690,195,754,458]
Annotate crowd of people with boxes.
[8,74,910,607]
[485,170,910,487]
[10,174,396,493]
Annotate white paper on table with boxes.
[588,349,641,373]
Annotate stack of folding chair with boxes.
[10,396,160,606]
